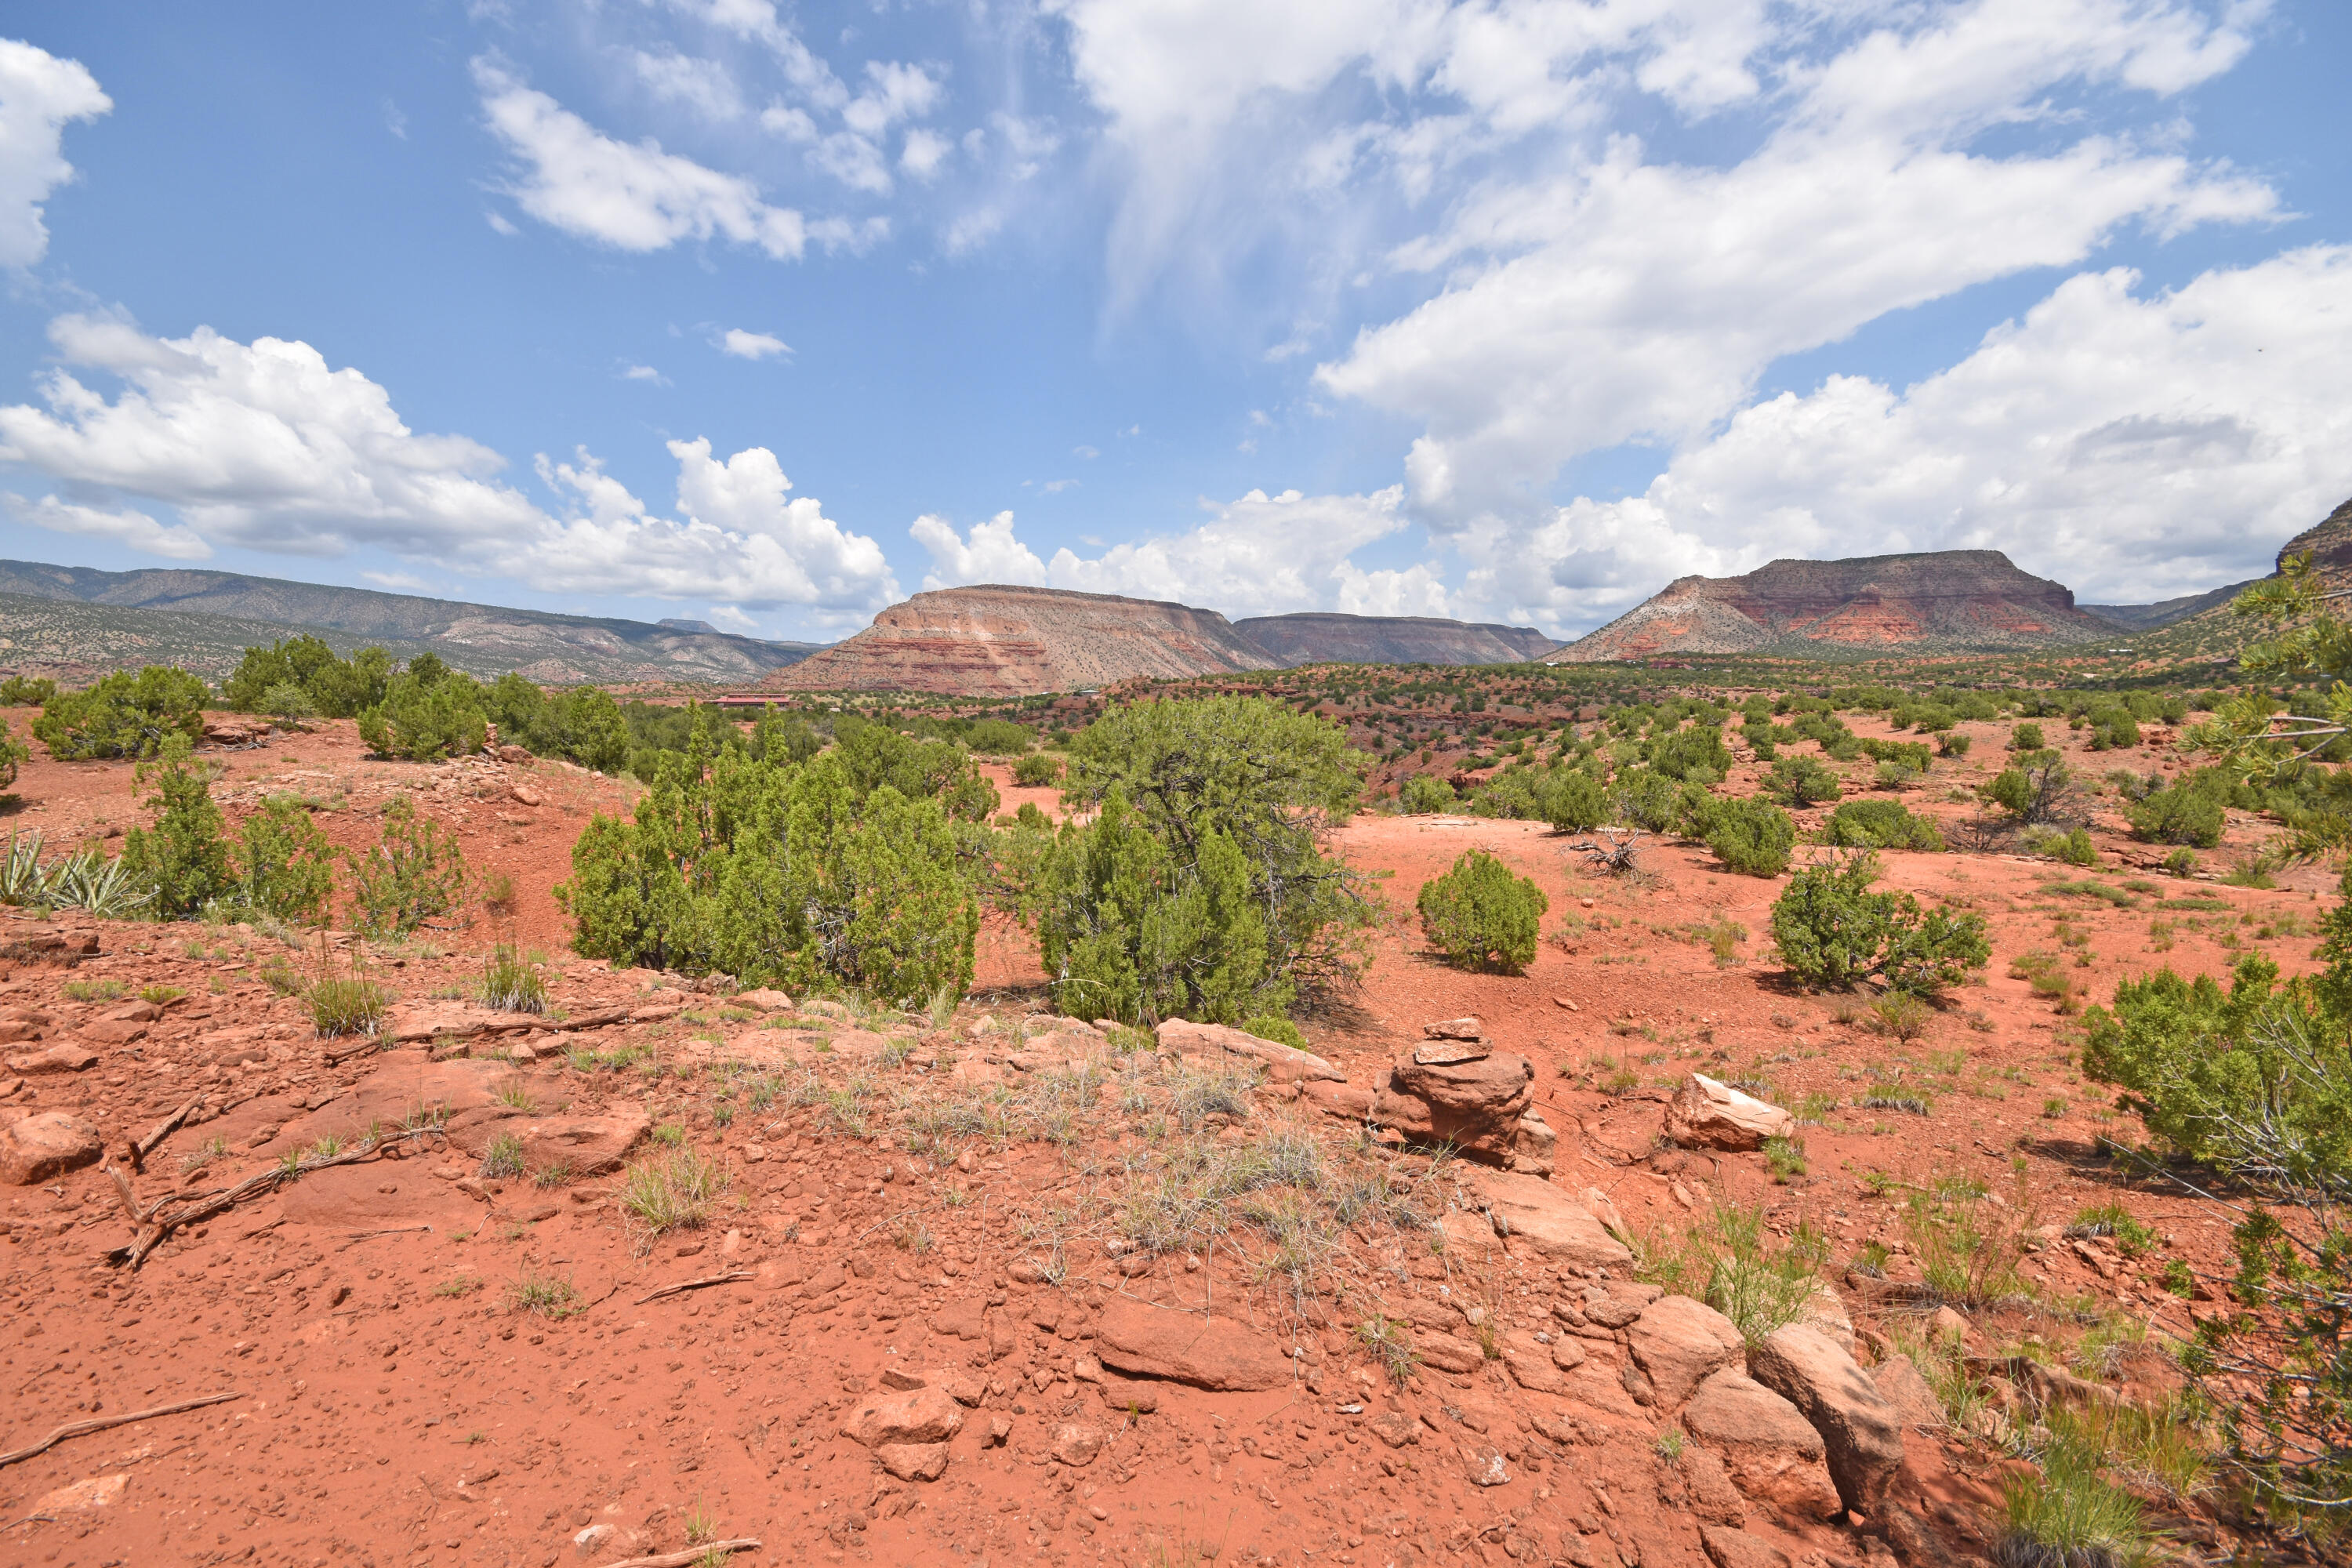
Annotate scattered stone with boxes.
[986,1414,1012,1446]
[1550,1337,1588,1372]
[510,782,543,807]
[842,1386,965,1448]
[1051,1424,1104,1465]
[32,1473,127,1514]
[877,1442,949,1481]
[1699,1525,1793,1568]
[1681,1444,1748,1526]
[1465,1448,1511,1486]
[1664,1073,1796,1152]
[1094,1298,1293,1391]
[1369,1412,1420,1448]
[5,1044,97,1075]
[1,1111,103,1185]
[102,999,165,1022]
[573,1523,615,1557]
[1931,1305,1972,1341]
[1415,1331,1483,1375]
[1479,1171,1633,1269]
[1681,1367,1843,1522]
[1502,1337,1565,1393]
[1578,1185,1628,1238]
[736,988,794,1012]
[1746,1325,1906,1517]
[880,1367,927,1391]
[1006,1258,1051,1285]
[1624,1294,1744,1409]
[1073,1353,1103,1383]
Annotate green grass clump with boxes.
[621,1146,728,1238]
[309,975,389,1037]
[477,942,546,1013]
[508,1269,582,1319]
[478,1131,528,1179]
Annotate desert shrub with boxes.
[1769,851,1990,994]
[965,719,1034,756]
[0,675,56,706]
[121,734,234,918]
[223,635,390,718]
[2085,707,2141,750]
[2163,847,2198,877]
[0,717,24,793]
[1859,737,1933,772]
[1936,731,1972,759]
[345,795,469,934]
[1637,1203,1822,1346]
[1013,752,1062,787]
[1762,755,1842,808]
[1398,773,1455,814]
[523,684,632,773]
[1534,768,1609,832]
[359,668,488,760]
[1613,768,1683,831]
[561,708,986,1004]
[2009,721,2045,751]
[1703,797,1795,877]
[1981,749,2074,824]
[233,795,336,924]
[1241,1014,1307,1051]
[2125,771,2227,848]
[308,971,389,1037]
[484,671,545,737]
[1646,725,1731,783]
[2022,825,2098,866]
[34,666,209,760]
[254,681,318,726]
[748,709,823,767]
[1819,798,1945,851]
[1417,848,1548,973]
[1033,696,1371,1022]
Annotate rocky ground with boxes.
[0,707,2313,1568]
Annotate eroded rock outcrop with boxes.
[1664,1073,1795,1152]
[1373,1035,1554,1173]
[1746,1325,1907,1517]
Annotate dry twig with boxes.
[103,1125,444,1269]
[130,1098,201,1170]
[635,1269,751,1305]
[0,1392,241,1470]
[603,1541,761,1568]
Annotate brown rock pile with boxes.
[1370,1020,1555,1174]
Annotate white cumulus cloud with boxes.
[911,510,1049,590]
[474,57,807,259]
[4,492,210,561]
[0,312,898,612]
[717,328,789,360]
[1466,245,2352,636]
[0,38,111,268]
[912,486,1439,619]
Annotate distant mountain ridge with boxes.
[0,560,821,686]
[1234,612,1556,666]
[1548,549,2123,662]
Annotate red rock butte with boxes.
[1548,549,2119,662]
[749,583,1283,697]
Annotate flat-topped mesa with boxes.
[750,583,1283,697]
[1548,548,2119,662]
[1234,612,1558,666]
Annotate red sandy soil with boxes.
[0,710,2298,1568]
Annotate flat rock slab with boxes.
[262,1055,515,1154]
[443,1105,651,1177]
[1155,1020,1345,1084]
[6,1043,97,1075]
[1094,1298,1293,1391]
[1,1110,103,1185]
[278,1162,481,1231]
[1748,1324,1905,1516]
[1480,1170,1633,1269]
[1412,1040,1490,1066]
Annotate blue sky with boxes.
[0,0,2344,643]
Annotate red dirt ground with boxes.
[0,709,2296,1568]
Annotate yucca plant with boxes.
[0,830,48,904]
[46,851,155,918]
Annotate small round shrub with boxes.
[1240,1014,1307,1051]
[1819,798,1946,852]
[1417,848,1548,974]
[1012,752,1062,787]
[1399,774,1456,815]
[1763,755,1842,808]
[1704,797,1796,877]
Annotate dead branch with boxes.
[323,1036,381,1065]
[602,1542,761,1568]
[338,1225,434,1247]
[103,1125,445,1271]
[130,1098,200,1170]
[0,1392,241,1470]
[635,1269,752,1305]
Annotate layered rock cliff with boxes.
[1548,550,2120,662]
[753,585,1282,696]
[1234,613,1557,666]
